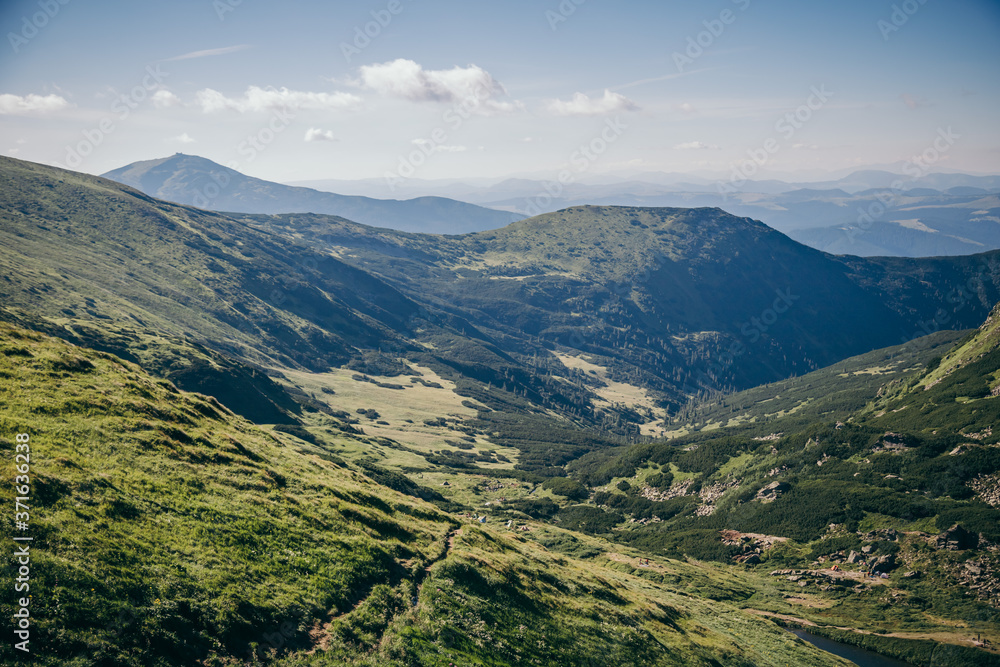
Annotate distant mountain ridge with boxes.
[289,168,1000,257]
[102,154,524,234]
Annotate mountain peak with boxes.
[101,155,523,233]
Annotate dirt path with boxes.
[745,609,1000,654]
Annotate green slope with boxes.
[670,329,965,436]
[0,155,419,373]
[0,322,853,667]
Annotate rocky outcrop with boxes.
[755,481,790,503]
[870,553,897,574]
[936,524,980,551]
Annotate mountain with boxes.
[8,155,1000,425]
[5,155,1000,664]
[0,156,420,374]
[784,191,1000,257]
[237,205,1000,399]
[101,154,523,234]
[286,170,1000,258]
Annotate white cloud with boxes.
[412,138,467,153]
[165,45,251,61]
[673,141,717,150]
[358,59,521,115]
[304,128,337,142]
[900,93,929,110]
[544,89,638,117]
[196,86,362,113]
[171,133,196,144]
[676,102,697,114]
[152,90,181,108]
[0,93,70,115]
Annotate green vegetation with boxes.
[0,322,853,666]
[3,155,1000,664]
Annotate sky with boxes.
[1,0,999,185]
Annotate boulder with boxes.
[755,481,790,503]
[936,524,979,551]
[871,554,897,574]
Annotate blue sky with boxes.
[1,0,998,183]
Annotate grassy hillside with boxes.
[0,322,853,666]
[669,329,965,436]
[0,155,420,373]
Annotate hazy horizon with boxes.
[2,0,999,186]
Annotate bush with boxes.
[542,477,589,501]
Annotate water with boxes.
[791,629,914,667]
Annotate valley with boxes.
[2,155,999,666]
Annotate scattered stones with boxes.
[953,556,1000,607]
[640,479,693,502]
[969,473,1000,508]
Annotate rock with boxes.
[871,554,897,574]
[903,571,920,579]
[861,545,874,554]
[847,550,859,564]
[965,563,983,576]
[755,481,790,503]
[936,524,980,551]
